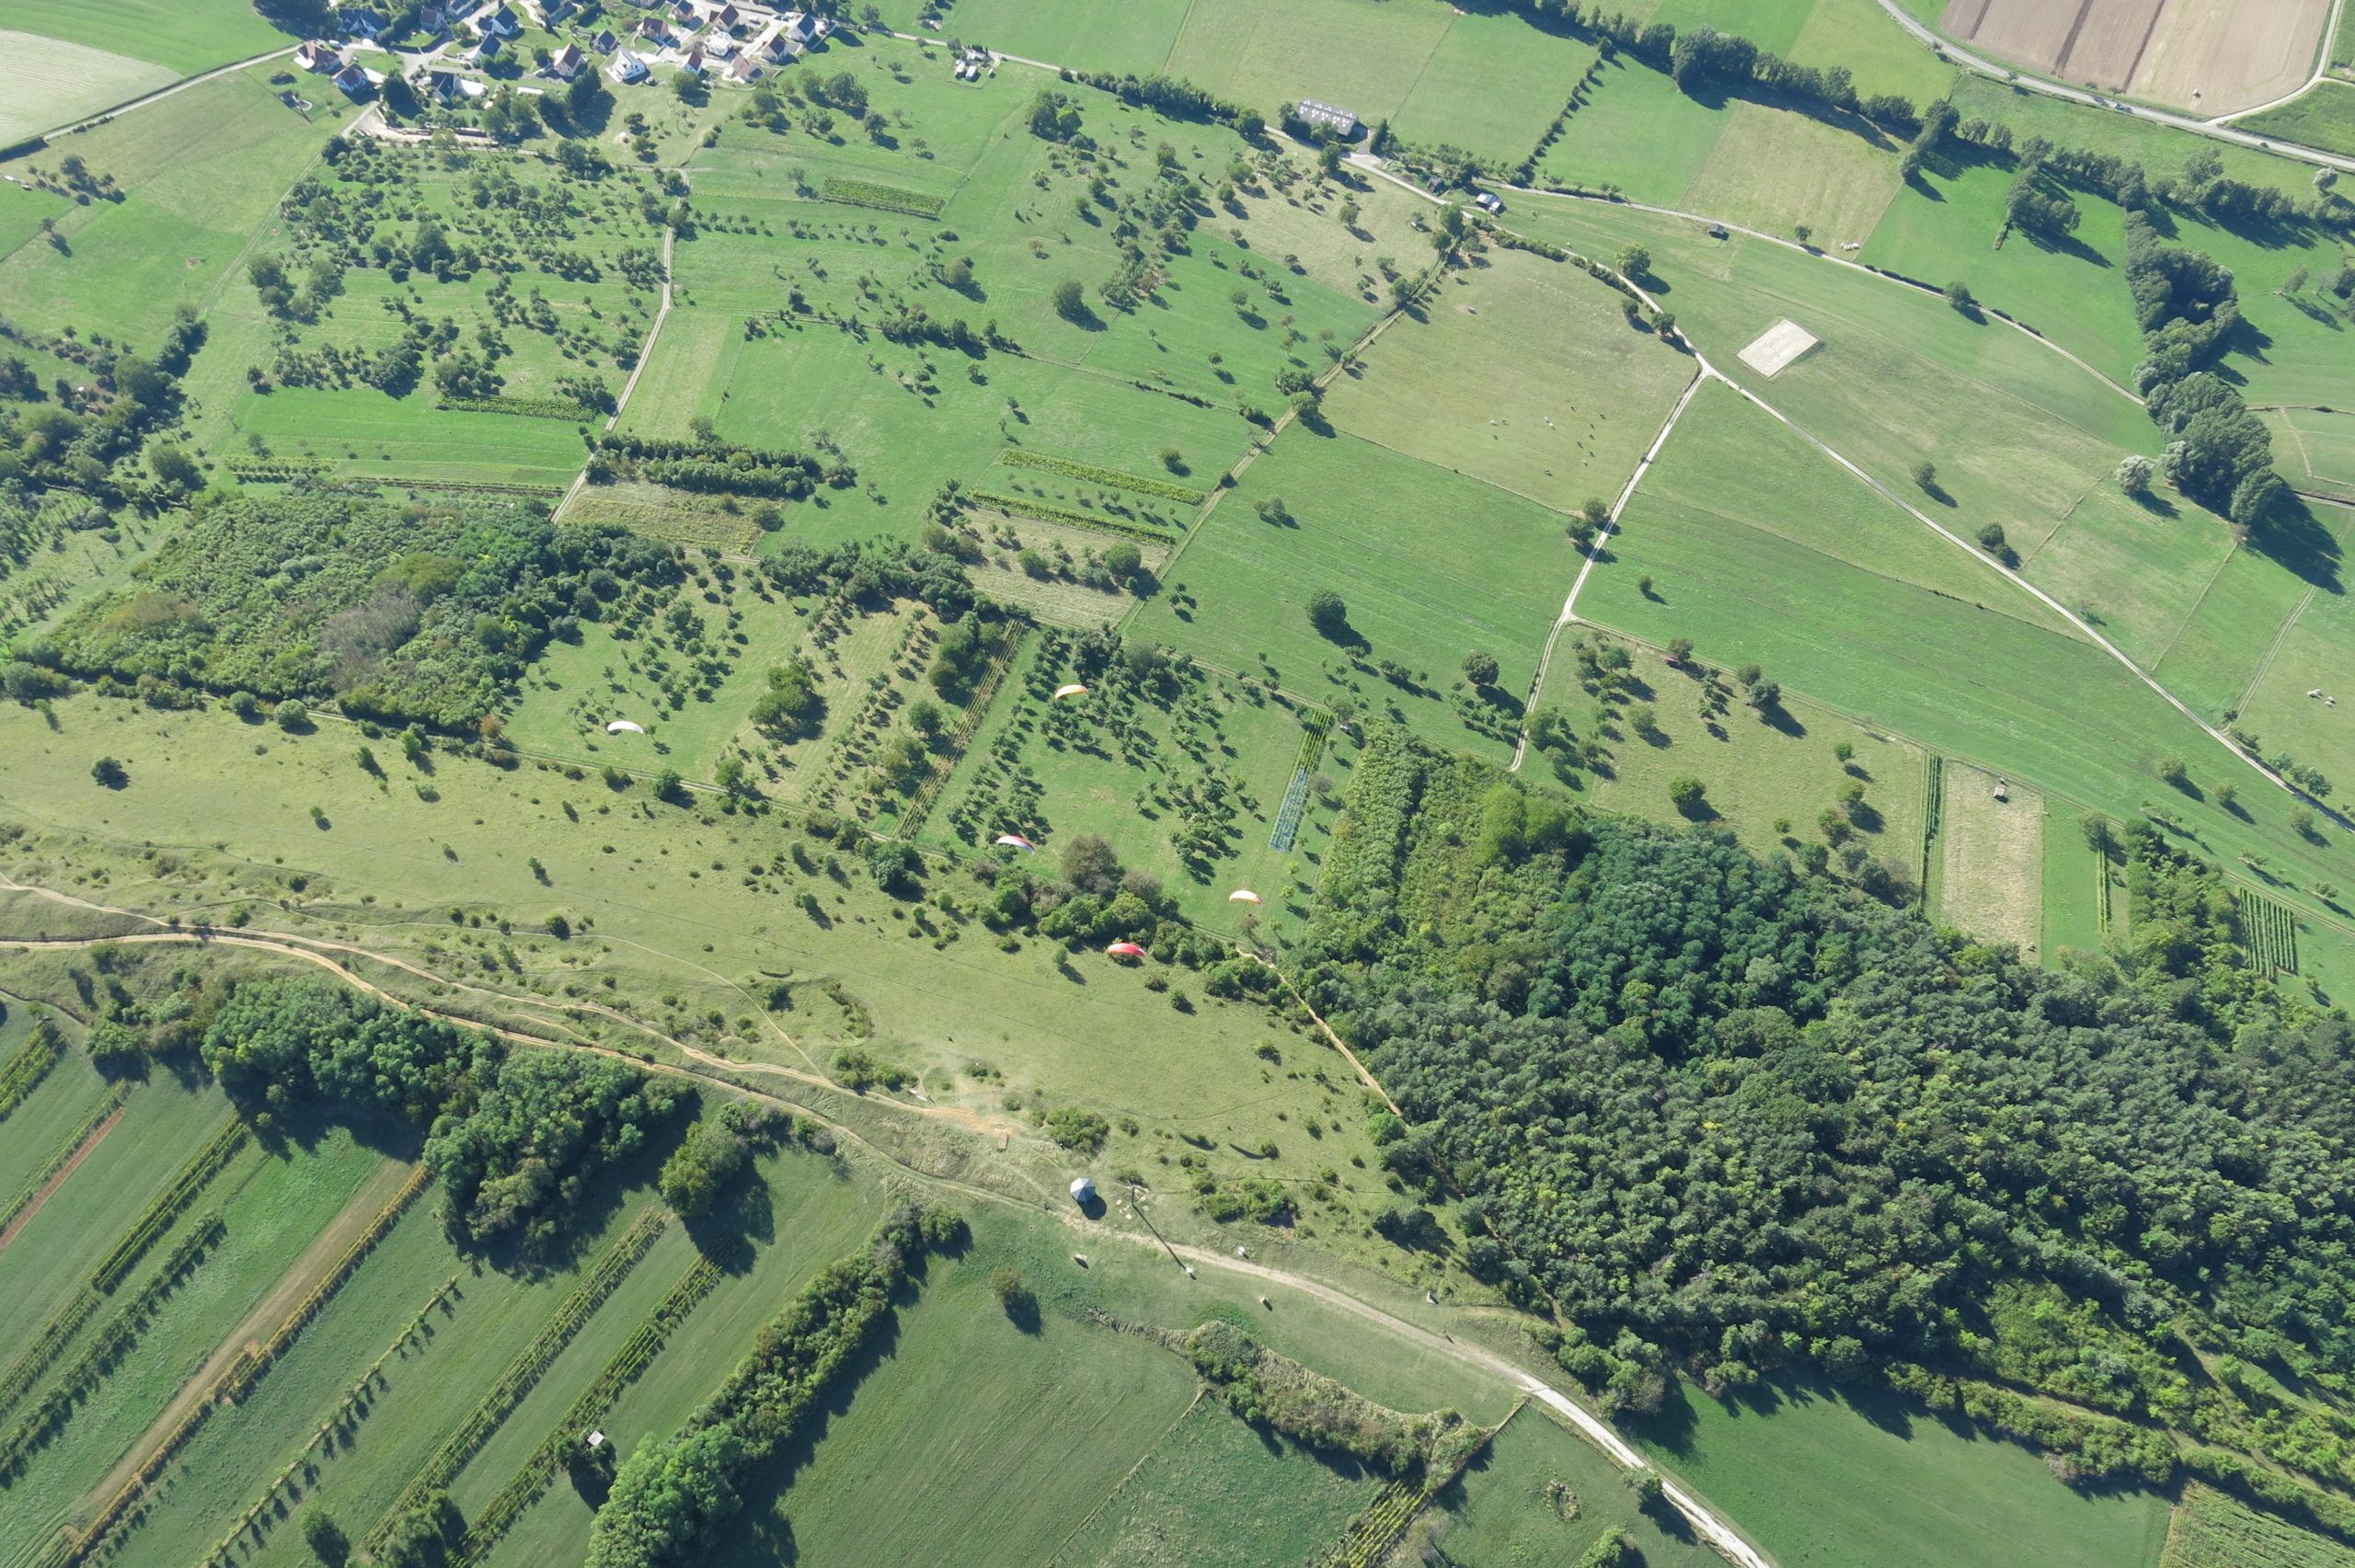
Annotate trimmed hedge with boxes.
[817,177,943,217]
[994,448,1205,503]
[0,1214,225,1480]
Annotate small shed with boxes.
[1070,1176,1097,1204]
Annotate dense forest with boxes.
[1304,727,2355,1525]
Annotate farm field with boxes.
[1574,381,2348,910]
[0,65,356,347]
[1318,246,1694,515]
[1433,1403,1724,1568]
[2237,79,2355,157]
[2160,1484,2355,1568]
[1935,762,2045,955]
[0,31,177,148]
[0,0,292,75]
[1627,1374,2174,1568]
[1132,427,1589,761]
[2040,805,2108,955]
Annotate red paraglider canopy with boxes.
[1105,942,1146,957]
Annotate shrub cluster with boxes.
[202,978,680,1253]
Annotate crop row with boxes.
[1316,1476,1432,1568]
[89,1117,248,1293]
[818,177,943,217]
[438,395,600,421]
[362,1205,670,1551]
[453,1253,723,1565]
[994,448,1206,504]
[197,1272,465,1568]
[0,1090,126,1240]
[0,1214,226,1480]
[0,1017,66,1120]
[44,1164,431,1568]
[966,490,1180,544]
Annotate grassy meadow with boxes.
[1626,1374,2173,1568]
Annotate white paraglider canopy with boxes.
[606,720,646,735]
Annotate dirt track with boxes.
[77,1155,416,1515]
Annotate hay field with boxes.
[2238,78,2355,155]
[0,30,175,146]
[1937,762,2045,954]
[0,0,290,74]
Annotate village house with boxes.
[333,63,374,96]
[546,41,585,78]
[609,48,649,83]
[294,39,340,72]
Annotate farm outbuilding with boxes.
[1296,98,1360,138]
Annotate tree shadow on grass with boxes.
[2246,493,2344,593]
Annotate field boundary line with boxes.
[2230,581,2319,715]
[2149,533,2252,670]
[1511,365,1708,771]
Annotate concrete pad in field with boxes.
[1737,319,1819,378]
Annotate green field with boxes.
[2039,805,2107,956]
[2161,1485,2355,1567]
[2236,80,2355,159]
[230,389,590,488]
[0,0,292,74]
[1434,1403,1724,1568]
[1575,381,2348,910]
[1627,1375,2173,1568]
[1134,426,1580,760]
[1319,246,1694,515]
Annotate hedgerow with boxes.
[588,433,833,499]
[454,1254,723,1565]
[0,1015,64,1120]
[88,1116,247,1292]
[994,448,1206,503]
[966,490,1181,543]
[438,394,601,421]
[818,177,944,217]
[0,1213,225,1480]
[583,1204,964,1567]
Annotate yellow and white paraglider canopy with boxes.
[1228,889,1263,904]
[1052,683,1089,699]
